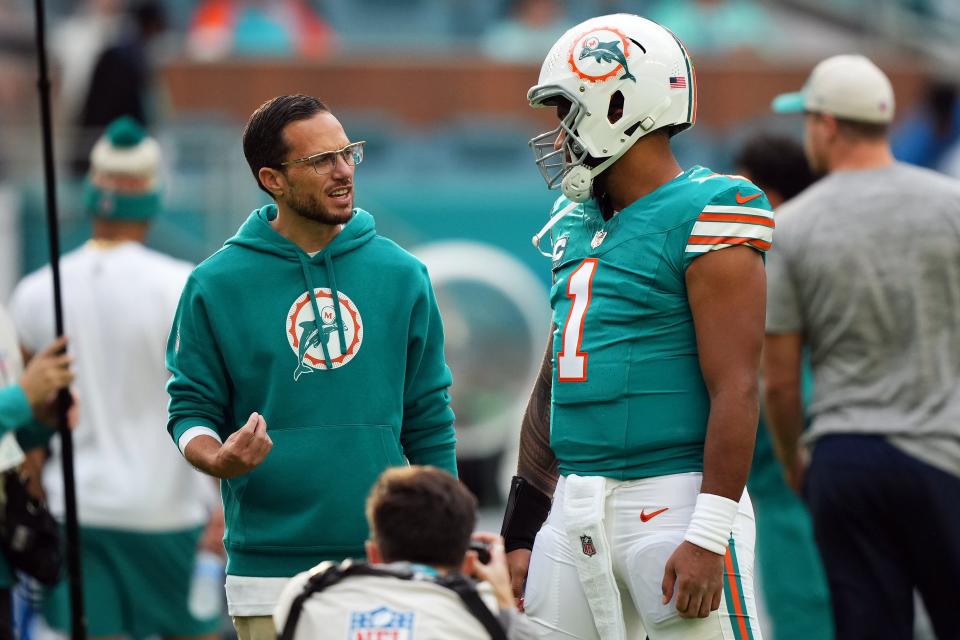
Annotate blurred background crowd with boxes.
[1,1,959,638]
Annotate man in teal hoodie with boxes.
[165,94,457,640]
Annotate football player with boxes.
[501,14,770,640]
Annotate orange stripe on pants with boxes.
[725,548,750,640]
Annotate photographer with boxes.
[274,466,534,639]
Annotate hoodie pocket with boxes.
[226,424,404,553]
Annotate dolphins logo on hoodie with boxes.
[286,289,363,379]
[294,306,340,381]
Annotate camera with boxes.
[468,540,491,565]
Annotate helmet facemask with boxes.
[529,85,667,204]
[529,87,592,192]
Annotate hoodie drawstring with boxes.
[297,255,332,368]
[296,253,348,369]
[324,253,348,354]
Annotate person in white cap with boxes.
[9,117,224,639]
[765,55,960,640]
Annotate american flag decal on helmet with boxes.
[669,76,686,88]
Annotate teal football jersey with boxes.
[547,165,773,480]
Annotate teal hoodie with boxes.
[166,205,456,577]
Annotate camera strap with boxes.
[279,559,507,640]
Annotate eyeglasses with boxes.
[280,141,366,175]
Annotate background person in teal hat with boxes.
[81,116,162,222]
[10,116,225,640]
[165,95,457,640]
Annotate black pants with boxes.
[0,587,10,640]
[805,434,960,640]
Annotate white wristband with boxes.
[683,493,739,556]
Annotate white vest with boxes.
[274,568,503,640]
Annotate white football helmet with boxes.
[528,13,697,203]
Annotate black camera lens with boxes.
[468,540,491,565]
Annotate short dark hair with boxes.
[366,466,477,569]
[835,116,889,141]
[735,133,815,202]
[242,95,329,196]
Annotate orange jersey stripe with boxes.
[687,236,773,251]
[725,549,751,640]
[697,213,775,228]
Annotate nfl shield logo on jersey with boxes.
[591,230,607,249]
[349,606,415,639]
[580,534,597,557]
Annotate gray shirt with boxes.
[766,162,960,476]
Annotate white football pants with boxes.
[523,472,762,640]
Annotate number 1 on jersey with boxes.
[558,258,597,382]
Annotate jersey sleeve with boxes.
[683,183,775,269]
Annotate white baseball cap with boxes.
[772,54,895,123]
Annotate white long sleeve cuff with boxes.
[178,426,222,455]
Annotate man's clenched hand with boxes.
[185,412,272,479]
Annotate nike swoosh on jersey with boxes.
[735,192,762,205]
[640,507,669,522]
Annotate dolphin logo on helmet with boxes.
[527,14,696,212]
[577,37,636,82]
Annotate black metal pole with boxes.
[31,0,86,638]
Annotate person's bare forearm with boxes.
[763,380,805,466]
[700,383,759,500]
[762,333,806,468]
[517,333,558,498]
[184,435,224,478]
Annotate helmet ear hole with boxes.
[608,91,625,124]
